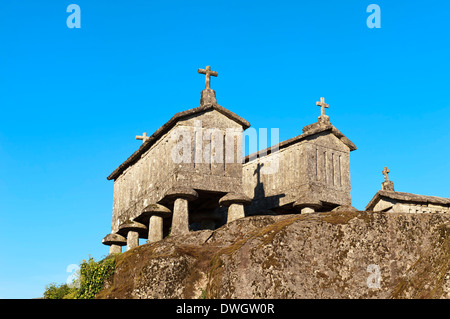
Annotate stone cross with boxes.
[382,166,390,182]
[316,97,329,117]
[136,132,150,143]
[198,65,218,90]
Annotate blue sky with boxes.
[0,1,449,298]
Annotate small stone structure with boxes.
[366,167,450,214]
[102,233,126,254]
[102,65,358,254]
[242,98,356,216]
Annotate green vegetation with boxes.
[43,283,76,299]
[198,289,207,299]
[43,255,117,299]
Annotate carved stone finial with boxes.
[316,97,330,123]
[200,88,217,106]
[198,65,218,106]
[382,167,390,182]
[136,132,150,144]
[381,166,395,191]
[198,65,218,90]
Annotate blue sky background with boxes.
[0,1,449,298]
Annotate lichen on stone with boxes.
[97,212,450,299]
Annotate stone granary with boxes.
[366,167,450,214]
[102,66,357,254]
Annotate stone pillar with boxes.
[127,230,139,251]
[219,192,251,224]
[109,244,122,254]
[117,220,147,251]
[227,203,246,223]
[161,187,198,237]
[148,214,163,243]
[172,198,189,236]
[293,197,322,215]
[102,233,127,255]
[301,207,315,214]
[139,203,172,243]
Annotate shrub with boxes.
[43,283,74,299]
[43,255,116,299]
[77,256,116,299]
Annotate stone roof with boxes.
[107,103,250,181]
[117,220,148,238]
[219,192,251,207]
[244,120,357,163]
[365,190,450,211]
[102,233,127,246]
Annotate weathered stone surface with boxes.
[163,187,198,202]
[200,88,217,105]
[117,220,147,238]
[126,231,139,251]
[99,70,450,299]
[366,167,449,214]
[104,78,359,252]
[109,244,122,255]
[116,221,147,251]
[98,211,450,299]
[198,65,218,91]
[301,207,314,214]
[381,181,395,191]
[219,192,251,207]
[97,230,219,299]
[135,132,150,144]
[102,233,127,246]
[332,205,358,212]
[148,215,164,243]
[227,203,246,223]
[134,204,172,244]
[171,198,190,236]
[366,190,450,214]
[316,97,329,123]
[243,125,355,216]
[108,106,248,235]
[293,197,322,210]
[141,204,172,217]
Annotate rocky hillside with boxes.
[97,211,450,299]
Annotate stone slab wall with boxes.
[110,109,245,233]
[111,128,177,233]
[243,132,352,214]
[374,200,450,214]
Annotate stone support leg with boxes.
[109,244,122,255]
[301,207,315,214]
[171,198,189,236]
[148,215,164,243]
[227,203,245,223]
[127,230,139,251]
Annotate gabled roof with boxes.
[365,190,450,211]
[107,103,250,181]
[244,120,356,163]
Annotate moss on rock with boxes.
[97,212,450,299]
